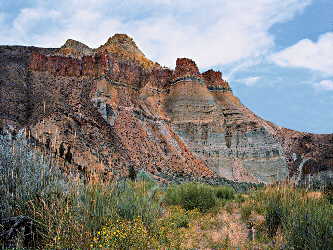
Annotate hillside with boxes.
[0,34,332,186]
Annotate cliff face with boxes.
[1,34,332,185]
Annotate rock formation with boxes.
[0,34,332,185]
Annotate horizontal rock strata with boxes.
[0,34,332,185]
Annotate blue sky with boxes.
[0,0,332,134]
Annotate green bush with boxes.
[112,180,163,226]
[18,190,91,249]
[0,133,75,248]
[215,186,235,200]
[323,183,333,204]
[3,180,163,249]
[0,133,66,218]
[265,196,286,238]
[92,217,155,249]
[283,198,333,250]
[241,186,333,249]
[0,138,163,249]
[150,205,200,248]
[74,183,117,234]
[165,182,217,212]
[165,206,199,228]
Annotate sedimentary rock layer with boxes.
[0,34,332,185]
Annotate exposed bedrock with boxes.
[166,58,216,122]
[172,122,289,183]
[0,35,332,186]
[91,77,215,180]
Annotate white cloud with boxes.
[271,32,333,76]
[0,0,312,68]
[237,76,262,86]
[315,80,333,91]
[13,8,61,35]
[223,58,263,81]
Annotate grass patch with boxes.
[241,185,333,249]
[215,185,235,200]
[165,182,217,212]
[164,182,236,213]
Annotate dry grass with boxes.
[172,204,250,249]
[240,184,333,250]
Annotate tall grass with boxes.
[215,185,235,200]
[165,182,236,212]
[0,131,86,248]
[0,132,164,248]
[241,185,333,249]
[165,182,217,212]
[283,196,333,249]
[0,132,66,219]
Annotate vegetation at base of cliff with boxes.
[1,134,333,249]
[157,171,264,192]
[164,182,235,212]
[241,185,333,250]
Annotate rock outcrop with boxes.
[202,69,232,92]
[0,34,332,186]
[98,34,155,69]
[58,39,94,57]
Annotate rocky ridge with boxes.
[0,34,332,186]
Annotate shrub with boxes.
[215,186,235,200]
[74,183,118,234]
[150,205,200,248]
[0,179,164,249]
[164,206,199,228]
[323,183,333,204]
[91,205,199,249]
[241,186,333,249]
[17,190,91,249]
[264,196,285,238]
[91,217,154,249]
[112,180,163,226]
[0,132,73,248]
[0,133,163,248]
[283,198,333,250]
[0,133,66,218]
[165,182,217,212]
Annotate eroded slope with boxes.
[0,34,332,185]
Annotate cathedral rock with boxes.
[1,34,332,186]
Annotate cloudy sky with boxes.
[1,0,332,133]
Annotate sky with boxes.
[0,0,332,134]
